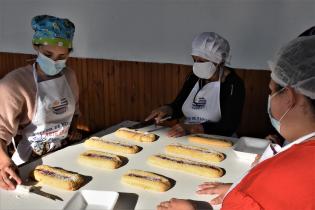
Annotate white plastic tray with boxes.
[63,190,118,210]
[233,137,270,161]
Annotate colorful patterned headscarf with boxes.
[32,15,75,48]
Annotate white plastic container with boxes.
[233,137,270,161]
[63,190,119,210]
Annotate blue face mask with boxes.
[36,52,67,76]
[267,88,292,134]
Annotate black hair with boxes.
[274,83,284,92]
[298,26,315,37]
[307,98,315,114]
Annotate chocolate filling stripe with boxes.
[90,139,135,148]
[155,155,220,170]
[84,153,116,160]
[127,173,163,182]
[170,145,223,156]
[36,169,72,180]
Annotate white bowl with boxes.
[63,190,119,210]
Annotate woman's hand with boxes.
[167,123,204,138]
[196,182,232,205]
[157,198,195,210]
[0,151,21,190]
[145,106,173,123]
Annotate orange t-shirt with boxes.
[222,140,315,210]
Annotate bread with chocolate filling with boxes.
[30,165,85,191]
[148,154,224,178]
[84,137,140,154]
[188,134,233,147]
[115,128,157,142]
[79,150,123,169]
[121,169,171,192]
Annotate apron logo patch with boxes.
[50,98,68,114]
[192,97,207,109]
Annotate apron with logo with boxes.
[182,69,223,124]
[12,65,75,165]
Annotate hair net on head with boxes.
[268,36,315,99]
[191,32,230,64]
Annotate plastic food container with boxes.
[233,137,270,161]
[63,190,119,210]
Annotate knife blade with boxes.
[127,119,155,129]
[30,186,63,201]
[15,185,63,201]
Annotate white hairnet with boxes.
[191,32,230,64]
[268,36,315,99]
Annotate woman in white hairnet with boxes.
[157,35,315,210]
[146,32,245,137]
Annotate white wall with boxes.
[0,0,314,69]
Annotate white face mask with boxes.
[193,62,217,79]
[36,52,67,76]
[267,88,292,134]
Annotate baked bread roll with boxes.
[188,134,233,147]
[30,165,85,191]
[148,154,224,178]
[121,169,171,192]
[79,150,123,169]
[115,128,157,142]
[165,143,225,163]
[84,137,140,154]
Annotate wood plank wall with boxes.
[0,52,274,138]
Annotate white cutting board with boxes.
[0,125,253,210]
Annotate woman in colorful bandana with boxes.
[0,15,80,190]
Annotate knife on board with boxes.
[127,119,156,129]
[15,185,63,201]
[128,116,172,130]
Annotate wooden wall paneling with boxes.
[86,59,95,130]
[121,61,131,121]
[114,60,122,124]
[0,52,274,138]
[130,61,137,121]
[156,64,168,107]
[94,59,103,130]
[80,58,90,131]
[102,59,110,127]
[168,64,178,103]
[143,62,152,118]
[97,59,105,129]
[107,60,115,125]
[236,70,273,137]
[137,62,146,120]
[128,61,136,120]
[150,63,159,112]
[68,57,84,128]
